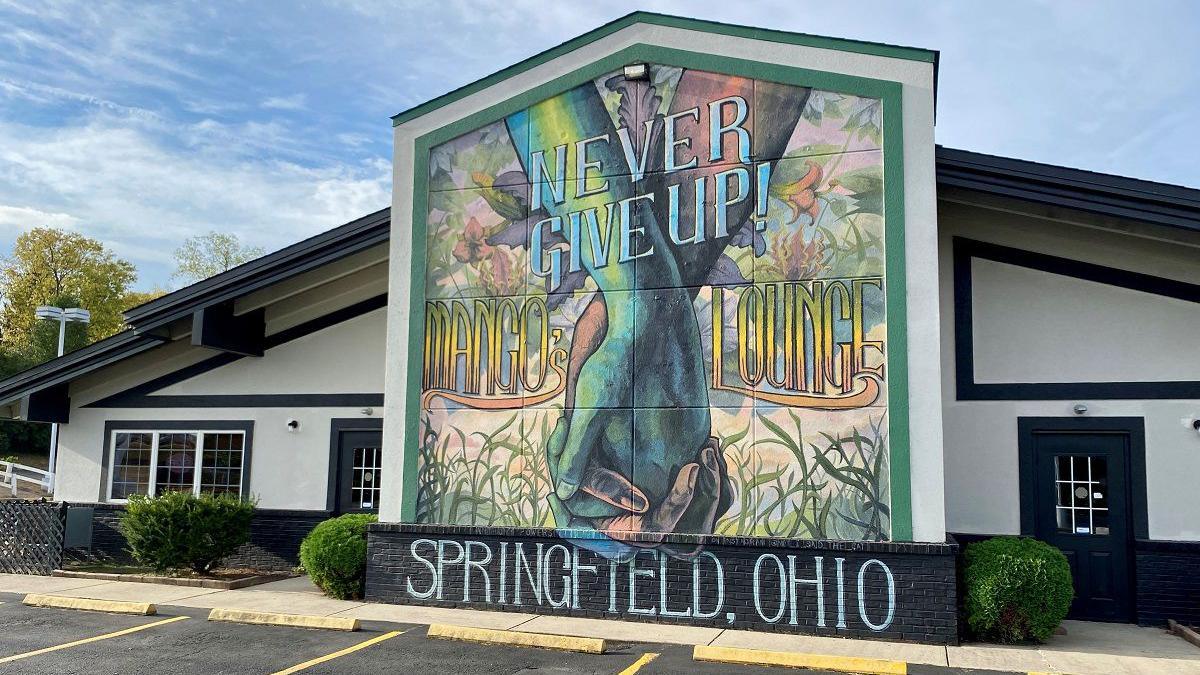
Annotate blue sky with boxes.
[1,1,1197,291]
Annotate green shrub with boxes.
[964,536,1074,643]
[300,514,376,600]
[120,492,256,574]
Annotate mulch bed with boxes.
[54,564,291,590]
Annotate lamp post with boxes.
[34,305,90,493]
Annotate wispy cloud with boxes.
[0,115,389,288]
[261,93,306,111]
[0,204,79,234]
[0,0,1196,290]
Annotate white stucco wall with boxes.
[53,267,388,510]
[939,199,1200,541]
[55,405,379,510]
[971,259,1200,384]
[155,309,385,396]
[383,22,945,541]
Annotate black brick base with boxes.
[365,523,959,645]
[1135,539,1200,627]
[69,504,328,571]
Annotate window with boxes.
[1054,455,1109,536]
[107,429,247,501]
[351,443,382,510]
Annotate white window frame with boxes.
[106,428,247,503]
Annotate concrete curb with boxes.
[693,644,907,674]
[22,593,156,616]
[427,623,606,654]
[207,608,360,631]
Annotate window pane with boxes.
[111,432,153,499]
[1052,454,1108,535]
[200,432,244,496]
[352,445,381,510]
[154,433,197,495]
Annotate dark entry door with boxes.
[1029,430,1132,622]
[334,427,383,514]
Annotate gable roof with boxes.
[123,207,390,334]
[391,11,938,127]
[0,207,390,414]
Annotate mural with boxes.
[417,65,890,556]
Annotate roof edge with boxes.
[391,11,937,127]
[122,207,390,329]
[936,146,1200,233]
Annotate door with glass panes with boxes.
[1028,429,1133,622]
[334,426,383,513]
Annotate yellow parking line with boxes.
[0,615,188,664]
[619,651,660,674]
[272,630,405,675]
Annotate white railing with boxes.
[0,461,52,498]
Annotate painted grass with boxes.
[416,407,889,541]
[415,409,555,528]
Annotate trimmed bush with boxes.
[300,514,376,600]
[964,536,1074,643]
[120,492,256,573]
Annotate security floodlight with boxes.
[63,308,91,323]
[623,63,649,80]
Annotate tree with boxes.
[172,232,264,283]
[0,228,138,358]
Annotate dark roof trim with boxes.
[123,207,390,332]
[391,11,937,127]
[936,146,1200,233]
[0,330,163,409]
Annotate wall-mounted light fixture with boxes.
[286,418,300,432]
[1073,403,1088,415]
[623,63,649,80]
[360,407,374,417]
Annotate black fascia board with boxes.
[0,330,163,407]
[123,207,390,333]
[936,146,1200,233]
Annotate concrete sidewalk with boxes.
[2,573,1196,674]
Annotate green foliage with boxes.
[300,513,377,600]
[120,492,256,574]
[0,228,139,356]
[964,536,1074,643]
[173,231,264,284]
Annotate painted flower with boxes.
[484,247,516,296]
[771,160,823,225]
[452,217,494,264]
[773,229,829,280]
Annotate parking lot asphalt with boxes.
[0,592,854,675]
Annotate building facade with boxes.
[0,13,1196,643]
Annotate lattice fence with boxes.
[0,501,65,574]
